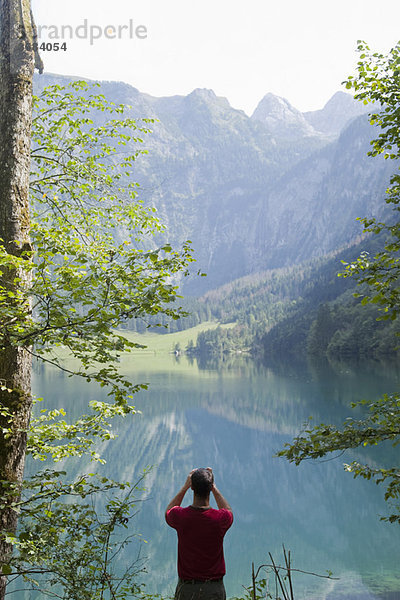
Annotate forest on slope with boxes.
[178,232,400,362]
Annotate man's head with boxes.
[191,468,214,498]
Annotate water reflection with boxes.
[30,355,400,599]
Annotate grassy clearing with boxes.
[120,321,235,354]
[117,321,236,375]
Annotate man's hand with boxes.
[183,469,195,491]
[206,467,214,491]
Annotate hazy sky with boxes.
[31,0,400,115]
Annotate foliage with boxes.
[279,40,400,524]
[231,548,337,600]
[307,293,400,359]
[278,395,400,523]
[306,304,336,355]
[0,80,195,591]
[341,40,400,319]
[4,470,150,599]
[27,397,131,463]
[121,296,211,334]
[195,325,250,357]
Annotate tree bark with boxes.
[0,1,40,597]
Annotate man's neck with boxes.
[191,493,210,509]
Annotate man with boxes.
[165,467,233,600]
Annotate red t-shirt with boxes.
[166,506,233,580]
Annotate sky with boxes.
[31,0,400,115]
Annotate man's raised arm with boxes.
[165,470,194,516]
[207,467,232,512]
[212,484,232,511]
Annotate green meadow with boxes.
[118,321,236,373]
[120,321,235,354]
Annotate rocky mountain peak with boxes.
[188,88,217,100]
[184,88,233,113]
[251,93,318,140]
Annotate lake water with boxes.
[30,353,400,600]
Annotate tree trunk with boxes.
[0,1,40,597]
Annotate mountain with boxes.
[303,91,371,136]
[33,74,394,294]
[251,93,318,140]
[248,114,394,272]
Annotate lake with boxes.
[29,351,400,600]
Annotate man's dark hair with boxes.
[191,468,214,498]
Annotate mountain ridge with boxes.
[35,72,366,137]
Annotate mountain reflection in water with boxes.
[30,354,400,600]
